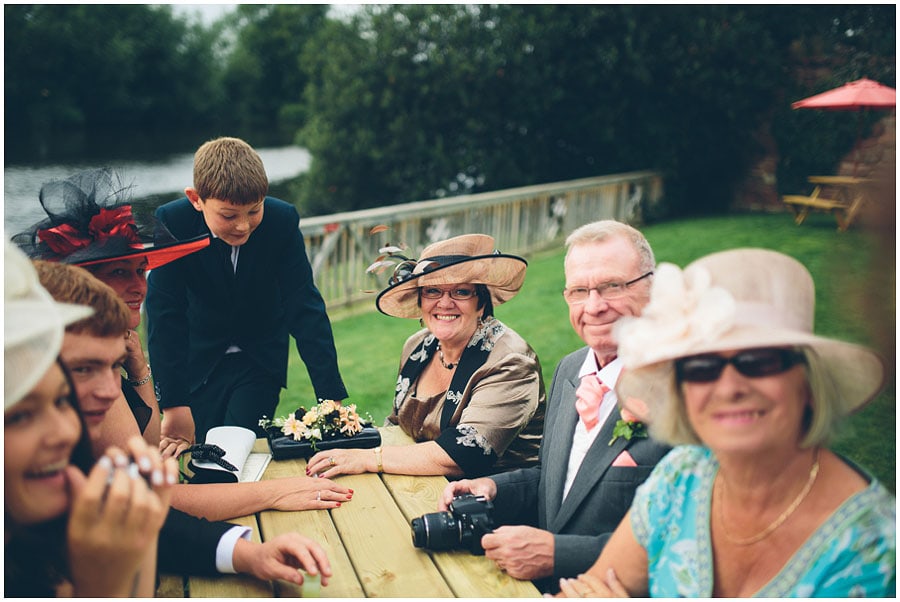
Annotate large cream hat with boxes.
[614,248,885,422]
[375,234,527,319]
[5,240,93,408]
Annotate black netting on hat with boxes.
[12,168,181,265]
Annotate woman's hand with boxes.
[306,448,374,479]
[122,329,149,383]
[268,476,354,510]
[557,570,625,598]
[66,436,177,597]
[159,406,195,459]
[233,532,333,587]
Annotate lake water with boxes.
[3,145,311,236]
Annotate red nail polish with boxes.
[349,489,354,493]
[336,502,341,507]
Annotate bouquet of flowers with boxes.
[260,400,381,460]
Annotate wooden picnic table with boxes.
[782,175,870,231]
[158,427,541,598]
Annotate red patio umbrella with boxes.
[792,77,896,175]
[791,77,896,111]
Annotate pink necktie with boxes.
[575,373,610,431]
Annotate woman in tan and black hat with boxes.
[307,234,546,479]
[556,248,895,598]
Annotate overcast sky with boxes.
[169,3,362,24]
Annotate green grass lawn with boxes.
[282,212,895,491]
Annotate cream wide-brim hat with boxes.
[614,248,885,423]
[375,234,527,319]
[5,241,94,408]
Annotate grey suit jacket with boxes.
[489,346,671,592]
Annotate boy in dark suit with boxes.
[146,137,347,456]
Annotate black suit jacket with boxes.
[489,347,671,591]
[146,197,347,409]
[159,509,234,576]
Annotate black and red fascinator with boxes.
[12,168,208,269]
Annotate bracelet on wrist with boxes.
[374,446,383,473]
[125,364,152,387]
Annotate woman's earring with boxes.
[419,318,425,328]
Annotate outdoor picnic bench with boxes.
[782,176,870,231]
[157,427,541,598]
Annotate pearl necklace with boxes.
[436,343,457,370]
[716,448,820,546]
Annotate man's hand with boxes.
[438,477,497,511]
[159,405,195,459]
[232,533,332,587]
[480,525,554,581]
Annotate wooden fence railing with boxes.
[298,170,663,310]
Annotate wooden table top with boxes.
[159,427,541,598]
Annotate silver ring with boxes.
[316,491,321,502]
[329,457,335,467]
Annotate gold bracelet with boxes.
[126,364,152,387]
[374,446,383,473]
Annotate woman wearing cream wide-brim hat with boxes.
[307,234,546,479]
[556,248,894,598]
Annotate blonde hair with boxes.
[33,261,130,338]
[193,137,268,205]
[565,220,655,274]
[652,347,839,447]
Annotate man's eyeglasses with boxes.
[675,348,806,383]
[563,271,653,304]
[420,286,477,300]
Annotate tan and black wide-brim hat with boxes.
[375,234,527,319]
[614,248,885,423]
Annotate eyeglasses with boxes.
[563,271,653,304]
[420,286,477,300]
[675,348,806,383]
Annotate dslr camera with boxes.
[410,494,494,555]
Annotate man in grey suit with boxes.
[439,220,670,593]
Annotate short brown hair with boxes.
[193,137,269,205]
[33,261,130,338]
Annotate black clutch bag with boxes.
[266,425,382,460]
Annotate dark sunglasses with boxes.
[675,348,806,383]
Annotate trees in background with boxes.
[4,4,894,217]
[220,4,329,136]
[5,5,223,134]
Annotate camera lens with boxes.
[410,511,462,550]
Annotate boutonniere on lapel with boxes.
[609,406,648,446]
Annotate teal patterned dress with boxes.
[631,446,896,597]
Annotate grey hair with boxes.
[564,220,655,274]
